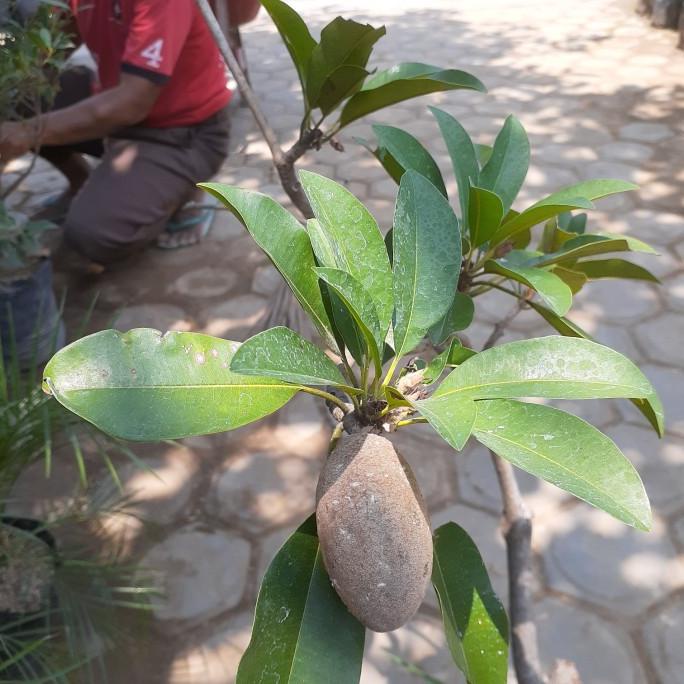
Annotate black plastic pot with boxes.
[0,258,65,369]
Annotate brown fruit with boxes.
[316,432,433,632]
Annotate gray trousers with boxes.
[42,67,230,263]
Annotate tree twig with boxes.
[194,0,313,217]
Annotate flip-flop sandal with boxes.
[157,196,218,249]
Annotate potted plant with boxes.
[0,0,71,368]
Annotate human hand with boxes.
[0,122,37,165]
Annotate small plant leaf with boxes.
[434,336,660,404]
[237,516,365,684]
[550,265,588,293]
[529,233,657,267]
[432,522,509,684]
[299,170,393,337]
[230,326,351,389]
[428,292,475,346]
[43,329,299,441]
[484,259,573,316]
[525,303,665,436]
[393,170,462,358]
[306,17,385,113]
[572,258,659,282]
[260,0,317,107]
[429,106,479,226]
[200,184,336,350]
[424,339,476,385]
[315,267,383,373]
[473,399,652,530]
[412,395,477,450]
[372,124,447,195]
[468,185,504,247]
[479,115,530,215]
[339,63,486,128]
[492,180,637,244]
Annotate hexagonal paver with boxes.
[572,279,661,325]
[141,526,251,626]
[272,393,329,457]
[202,294,268,339]
[539,507,684,616]
[534,597,646,683]
[635,312,684,367]
[205,451,316,533]
[664,272,684,313]
[607,423,684,515]
[619,121,674,142]
[597,141,654,163]
[251,264,281,296]
[172,266,238,298]
[114,303,192,332]
[643,596,684,684]
[168,611,252,684]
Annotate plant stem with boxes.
[381,355,400,388]
[299,386,350,412]
[395,417,427,428]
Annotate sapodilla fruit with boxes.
[316,431,433,632]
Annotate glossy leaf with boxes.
[339,63,486,128]
[525,303,665,436]
[435,336,660,404]
[237,516,365,684]
[260,0,317,106]
[551,265,588,294]
[306,18,385,113]
[315,267,382,373]
[433,522,509,684]
[231,326,350,389]
[393,170,462,357]
[468,185,504,247]
[573,258,659,282]
[429,106,479,225]
[412,395,477,450]
[531,234,657,267]
[493,180,637,244]
[428,292,475,345]
[474,399,651,530]
[200,183,336,350]
[372,124,447,195]
[479,115,530,215]
[43,329,299,441]
[299,170,393,336]
[484,259,572,316]
[424,339,476,385]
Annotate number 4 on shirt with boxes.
[141,39,164,69]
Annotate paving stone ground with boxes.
[4,0,684,681]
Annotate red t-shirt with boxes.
[70,0,232,127]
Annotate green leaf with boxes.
[306,18,385,113]
[230,326,351,389]
[372,124,447,195]
[525,302,665,436]
[492,180,637,244]
[475,143,493,167]
[260,0,317,107]
[479,115,530,215]
[573,258,659,282]
[559,211,588,234]
[550,266,588,294]
[200,183,336,350]
[393,170,462,358]
[468,185,505,247]
[432,522,509,684]
[429,106,479,226]
[428,292,475,345]
[435,336,659,402]
[237,516,365,684]
[412,395,477,450]
[43,329,299,441]
[473,399,651,530]
[423,339,476,385]
[299,170,393,337]
[315,267,382,373]
[484,259,572,316]
[339,63,486,128]
[530,234,657,267]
